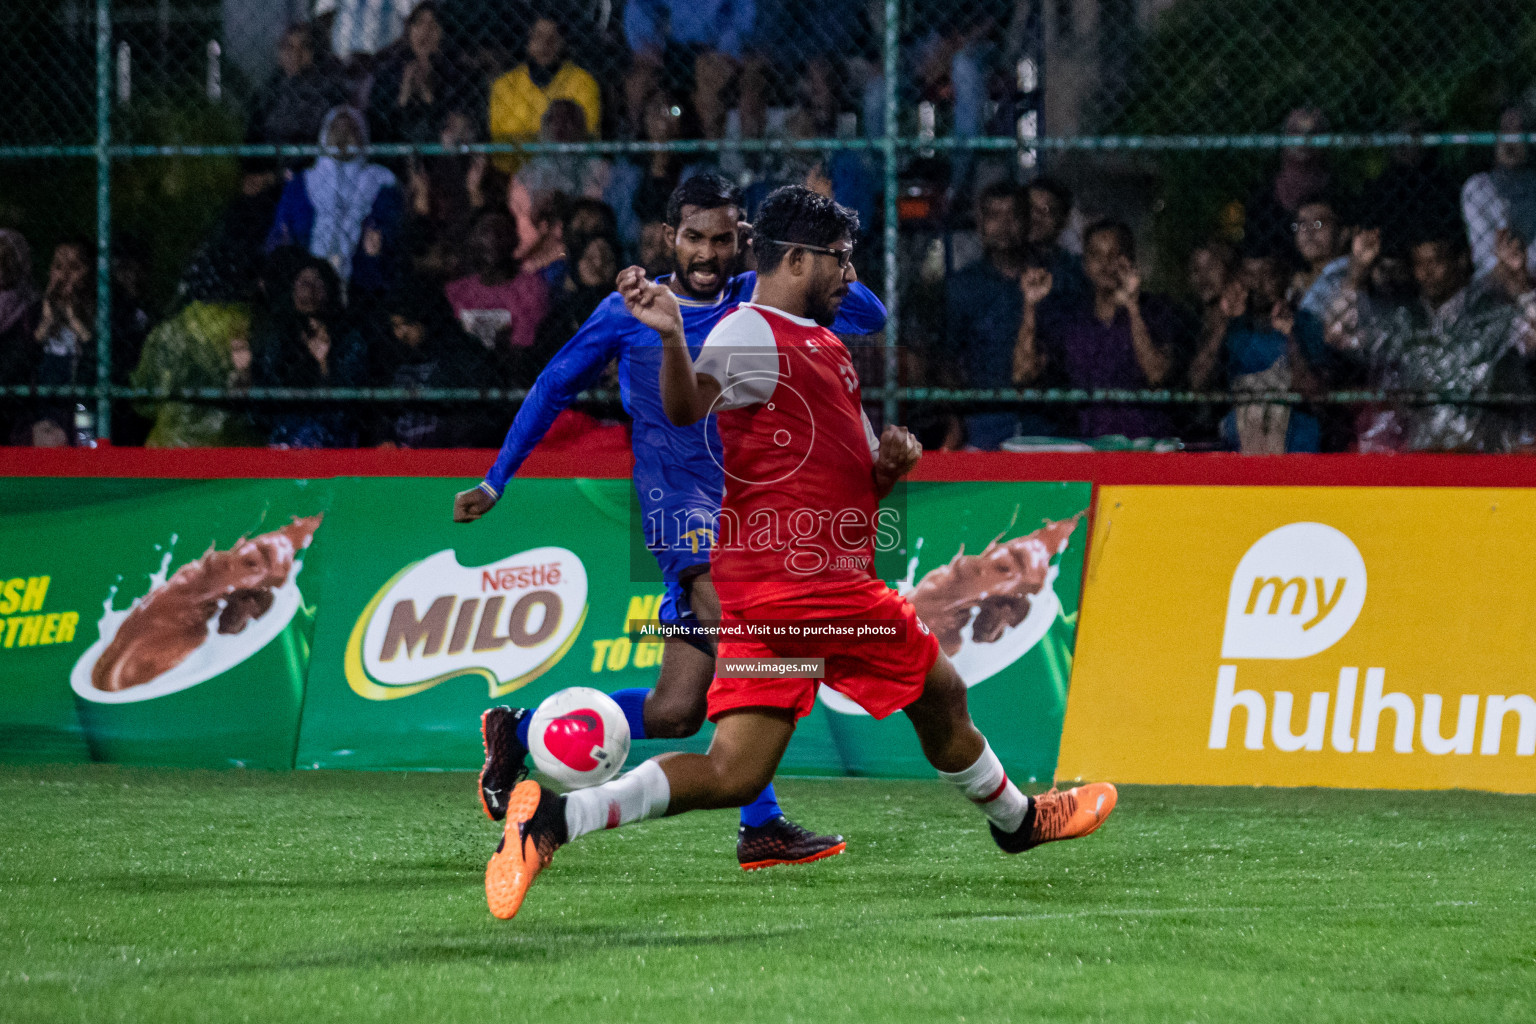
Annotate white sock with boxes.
[563,759,671,842]
[938,741,1031,833]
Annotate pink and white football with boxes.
[528,687,630,789]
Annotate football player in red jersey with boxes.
[484,186,1117,921]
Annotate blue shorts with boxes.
[651,530,712,590]
[654,523,711,655]
[637,475,715,648]
[642,486,714,589]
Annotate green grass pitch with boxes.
[1,766,1533,1023]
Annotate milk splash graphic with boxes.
[818,515,1080,717]
[70,533,308,705]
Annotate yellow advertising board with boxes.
[1057,487,1536,793]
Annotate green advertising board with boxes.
[0,476,1089,782]
[0,478,332,768]
[816,481,1089,782]
[291,476,849,774]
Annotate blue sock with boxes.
[519,693,774,821]
[517,692,651,746]
[739,783,782,828]
[608,688,650,740]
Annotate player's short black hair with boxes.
[751,185,860,274]
[1083,218,1136,261]
[665,172,745,227]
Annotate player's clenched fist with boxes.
[873,424,922,497]
[617,266,684,338]
[453,486,496,522]
[877,424,923,473]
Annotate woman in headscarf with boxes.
[368,277,496,447]
[366,3,472,145]
[515,99,610,206]
[253,250,367,448]
[605,92,700,248]
[400,108,500,282]
[533,227,618,363]
[267,106,402,298]
[523,228,622,430]
[129,300,260,448]
[443,207,549,374]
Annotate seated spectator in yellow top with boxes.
[488,17,600,173]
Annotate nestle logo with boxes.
[481,563,562,592]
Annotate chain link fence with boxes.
[3,0,1536,452]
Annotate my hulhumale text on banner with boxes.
[1058,486,1536,794]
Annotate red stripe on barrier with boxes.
[903,451,1536,487]
[3,440,1535,486]
[0,432,634,480]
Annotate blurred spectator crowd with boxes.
[925,102,1536,455]
[3,2,1536,455]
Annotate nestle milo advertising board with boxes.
[0,478,331,768]
[291,476,766,770]
[0,475,1088,779]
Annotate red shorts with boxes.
[708,578,941,722]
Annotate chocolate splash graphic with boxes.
[91,516,323,692]
[909,515,1082,657]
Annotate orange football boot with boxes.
[485,780,566,919]
[991,782,1117,853]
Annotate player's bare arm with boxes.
[617,265,722,425]
[873,424,923,499]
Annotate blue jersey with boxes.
[480,275,887,568]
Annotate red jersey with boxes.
[693,302,883,596]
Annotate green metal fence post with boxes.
[93,0,113,441]
[881,0,900,428]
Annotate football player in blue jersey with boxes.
[454,172,887,869]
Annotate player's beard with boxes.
[808,283,848,327]
[676,256,725,299]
